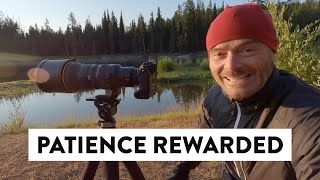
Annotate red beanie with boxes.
[206,3,279,53]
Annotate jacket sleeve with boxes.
[167,104,212,179]
[197,104,212,128]
[291,110,320,180]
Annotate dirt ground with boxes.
[0,118,222,180]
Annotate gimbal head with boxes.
[86,88,121,127]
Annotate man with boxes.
[169,3,320,180]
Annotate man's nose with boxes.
[224,52,241,70]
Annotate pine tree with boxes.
[129,20,138,53]
[183,0,196,52]
[148,12,156,53]
[27,24,40,55]
[67,12,82,56]
[155,7,165,52]
[137,14,147,55]
[102,10,110,54]
[108,11,119,53]
[84,17,95,55]
[173,4,185,53]
[169,18,176,53]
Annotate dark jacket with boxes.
[171,68,320,180]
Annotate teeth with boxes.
[226,74,250,81]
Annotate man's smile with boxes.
[223,73,252,82]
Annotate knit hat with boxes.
[206,3,279,53]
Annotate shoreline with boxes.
[0,116,222,179]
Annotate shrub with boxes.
[267,2,320,88]
[199,59,210,70]
[179,60,195,67]
[2,101,26,133]
[157,57,176,73]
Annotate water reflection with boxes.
[157,82,212,111]
[0,81,214,127]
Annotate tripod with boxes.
[80,90,145,180]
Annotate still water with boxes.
[0,82,213,127]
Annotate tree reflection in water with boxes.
[156,81,214,111]
[0,81,215,126]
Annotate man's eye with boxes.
[241,48,255,55]
[213,52,226,57]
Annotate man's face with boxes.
[209,39,275,100]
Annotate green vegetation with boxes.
[268,2,320,88]
[199,59,210,70]
[0,52,40,64]
[157,57,212,83]
[157,57,176,73]
[1,101,26,133]
[54,110,200,129]
[0,80,40,97]
[121,109,199,123]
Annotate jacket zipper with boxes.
[234,101,247,180]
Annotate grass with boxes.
[54,109,200,129]
[0,105,201,134]
[0,52,40,64]
[1,101,26,134]
[0,80,40,97]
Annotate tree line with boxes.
[0,0,319,56]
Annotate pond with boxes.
[0,81,214,127]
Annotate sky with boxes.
[0,0,252,32]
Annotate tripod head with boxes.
[86,88,121,128]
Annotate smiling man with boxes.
[209,39,275,101]
[168,3,320,180]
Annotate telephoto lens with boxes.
[33,58,157,99]
[34,59,138,92]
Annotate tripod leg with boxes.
[123,161,146,180]
[103,161,120,180]
[80,161,100,180]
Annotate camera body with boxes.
[34,58,157,99]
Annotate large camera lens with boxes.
[34,59,138,92]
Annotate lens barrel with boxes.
[35,59,138,92]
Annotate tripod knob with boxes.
[98,106,117,121]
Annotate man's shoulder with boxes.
[277,71,320,128]
[280,70,320,107]
[206,84,221,96]
[279,73,320,168]
[204,84,223,104]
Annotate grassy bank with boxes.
[56,109,200,129]
[157,58,212,83]
[1,108,200,134]
[0,80,40,97]
[0,52,40,64]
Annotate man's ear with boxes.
[272,52,276,63]
[269,48,276,63]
